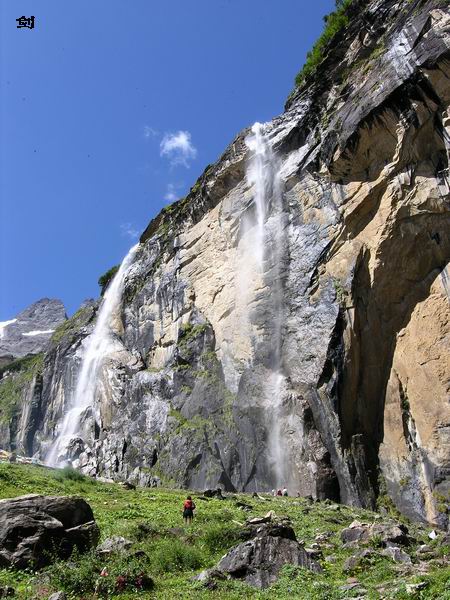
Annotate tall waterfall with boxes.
[245,122,287,488]
[46,244,139,467]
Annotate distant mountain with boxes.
[0,299,67,360]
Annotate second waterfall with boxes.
[245,122,289,489]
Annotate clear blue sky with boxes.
[0,0,334,319]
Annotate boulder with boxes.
[212,518,321,589]
[340,521,410,547]
[371,523,410,546]
[96,536,133,556]
[343,549,374,573]
[406,582,429,595]
[381,546,412,564]
[48,593,67,600]
[193,568,226,590]
[203,488,226,499]
[0,494,99,569]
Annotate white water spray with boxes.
[46,244,139,467]
[245,122,287,488]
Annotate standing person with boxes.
[282,487,288,496]
[182,495,196,525]
[276,489,282,496]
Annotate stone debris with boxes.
[405,581,429,595]
[96,536,133,556]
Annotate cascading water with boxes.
[245,122,288,489]
[46,244,139,467]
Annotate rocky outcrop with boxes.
[1,0,449,527]
[0,494,99,569]
[196,517,321,589]
[0,299,66,360]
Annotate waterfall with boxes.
[245,122,287,488]
[46,244,139,467]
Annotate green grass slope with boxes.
[0,463,448,599]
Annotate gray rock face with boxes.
[0,494,99,569]
[1,0,449,527]
[0,299,66,359]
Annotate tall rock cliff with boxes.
[1,0,449,527]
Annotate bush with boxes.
[150,538,204,573]
[201,522,241,555]
[294,0,353,86]
[98,265,119,295]
[53,466,87,483]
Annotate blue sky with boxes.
[0,0,334,319]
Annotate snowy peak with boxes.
[0,299,67,360]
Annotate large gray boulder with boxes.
[200,518,321,589]
[0,494,99,569]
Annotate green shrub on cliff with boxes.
[98,265,119,295]
[294,0,353,86]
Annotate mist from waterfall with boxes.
[46,244,139,467]
[245,122,287,489]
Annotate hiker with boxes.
[182,495,196,525]
[282,487,288,497]
[276,489,282,496]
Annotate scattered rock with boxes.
[341,526,368,544]
[203,488,225,499]
[381,546,412,564]
[341,520,410,547]
[371,523,410,546]
[416,544,435,558]
[0,587,15,598]
[305,547,323,560]
[121,481,136,490]
[0,494,99,569]
[247,516,271,525]
[235,501,253,511]
[251,493,267,501]
[428,530,438,540]
[96,536,133,556]
[192,568,226,590]
[315,531,332,542]
[405,581,429,595]
[340,583,366,593]
[344,549,374,573]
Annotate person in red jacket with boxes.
[182,495,196,525]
